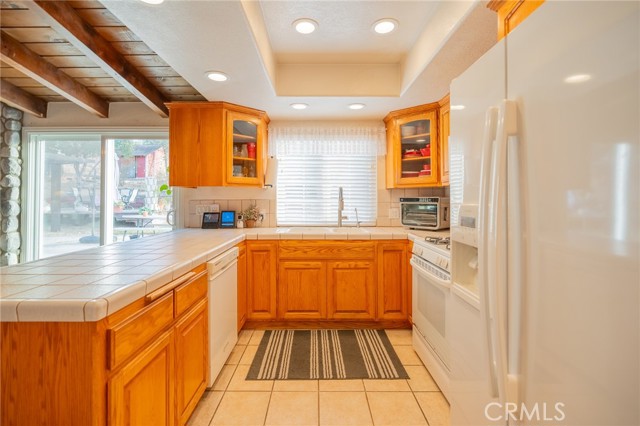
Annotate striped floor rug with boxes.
[246,329,409,380]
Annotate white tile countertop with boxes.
[0,227,449,322]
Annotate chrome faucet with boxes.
[338,187,348,227]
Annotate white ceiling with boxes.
[101,0,497,121]
[261,1,440,64]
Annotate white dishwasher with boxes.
[206,247,239,387]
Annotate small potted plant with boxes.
[139,206,152,217]
[113,200,125,212]
[241,204,260,228]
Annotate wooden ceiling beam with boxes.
[0,79,48,118]
[0,31,109,118]
[28,0,170,118]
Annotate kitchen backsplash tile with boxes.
[184,187,448,228]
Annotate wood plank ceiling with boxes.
[0,0,205,118]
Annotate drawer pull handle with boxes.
[145,272,196,302]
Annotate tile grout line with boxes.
[198,329,445,426]
[207,329,253,426]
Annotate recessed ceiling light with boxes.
[564,74,592,84]
[205,71,228,82]
[373,19,397,34]
[293,19,318,34]
[450,105,465,110]
[290,103,308,110]
[349,103,365,110]
[139,0,164,4]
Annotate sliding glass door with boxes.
[109,138,173,244]
[26,135,103,258]
[23,132,173,261]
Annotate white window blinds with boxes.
[271,126,383,227]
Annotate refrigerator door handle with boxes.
[506,119,523,410]
[478,105,500,398]
[490,100,519,407]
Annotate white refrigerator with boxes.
[448,1,639,425]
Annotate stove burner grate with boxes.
[424,236,450,245]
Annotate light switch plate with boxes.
[389,208,399,219]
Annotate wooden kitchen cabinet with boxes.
[277,241,377,321]
[438,94,450,186]
[488,0,545,40]
[2,266,208,426]
[384,103,440,188]
[109,330,175,426]
[175,298,208,426]
[237,242,247,330]
[385,96,453,188]
[278,261,327,319]
[243,240,411,327]
[377,241,410,320]
[108,268,209,426]
[168,102,269,187]
[247,241,278,320]
[327,260,376,319]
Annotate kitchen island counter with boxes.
[0,227,448,322]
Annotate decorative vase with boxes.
[245,219,256,228]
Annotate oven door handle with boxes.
[410,258,451,290]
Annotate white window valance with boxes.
[269,125,386,157]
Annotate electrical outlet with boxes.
[389,208,399,219]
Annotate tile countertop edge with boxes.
[0,228,449,322]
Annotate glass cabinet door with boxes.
[397,111,438,185]
[228,112,262,185]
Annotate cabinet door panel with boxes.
[169,107,200,187]
[175,299,208,426]
[439,95,450,186]
[226,111,264,186]
[327,261,376,319]
[247,242,277,319]
[109,330,175,426]
[377,242,409,320]
[385,106,442,188]
[198,106,225,186]
[278,261,327,319]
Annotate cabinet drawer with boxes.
[175,270,208,317]
[109,293,174,369]
[279,241,375,260]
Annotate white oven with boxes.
[411,237,452,399]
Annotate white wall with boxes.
[23,102,169,128]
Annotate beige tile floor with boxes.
[188,329,450,426]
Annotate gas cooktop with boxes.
[423,236,451,250]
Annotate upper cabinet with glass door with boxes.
[227,111,265,186]
[384,103,440,188]
[168,102,269,187]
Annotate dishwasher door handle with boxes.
[208,258,238,281]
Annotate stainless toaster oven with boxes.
[400,197,450,230]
